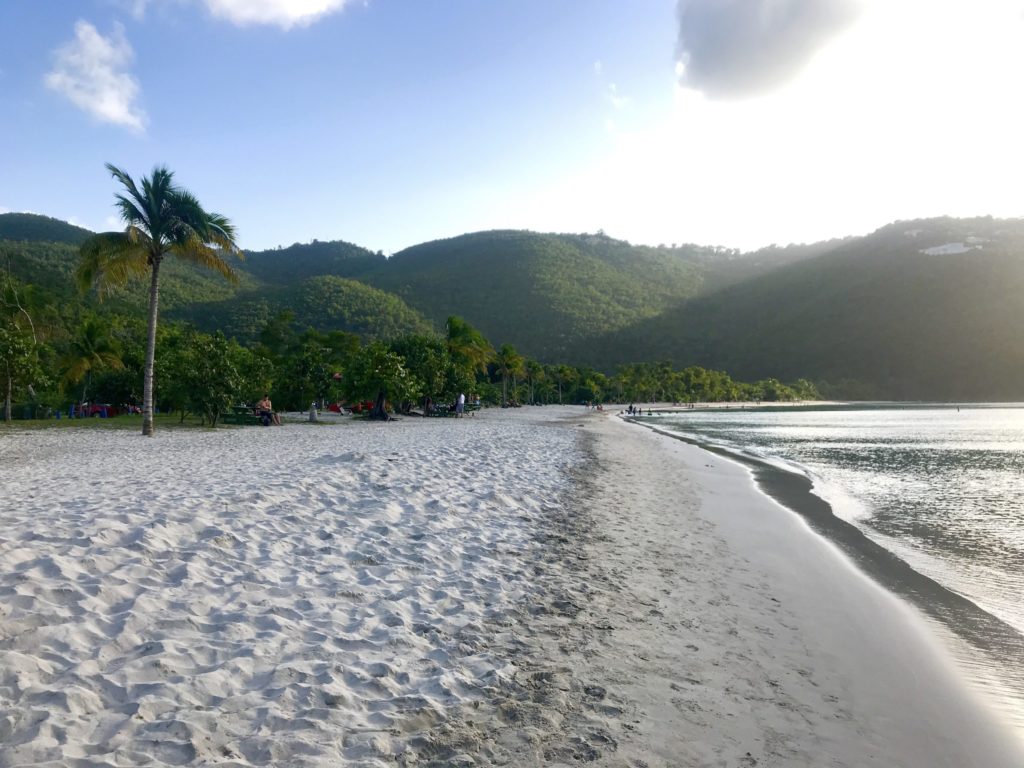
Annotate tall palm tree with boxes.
[60,317,124,404]
[525,359,544,404]
[494,343,525,406]
[78,164,241,435]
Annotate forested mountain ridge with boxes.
[0,236,260,313]
[4,211,1024,400]
[0,213,94,246]
[178,275,434,343]
[572,216,1024,400]
[243,239,386,284]
[357,230,707,359]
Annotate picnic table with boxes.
[222,405,263,426]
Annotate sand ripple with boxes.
[0,413,578,766]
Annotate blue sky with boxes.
[3,1,1023,254]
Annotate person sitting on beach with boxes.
[256,394,281,426]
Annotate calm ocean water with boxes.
[646,404,1024,633]
[643,404,1024,725]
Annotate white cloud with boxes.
[607,83,628,111]
[45,21,146,131]
[202,0,351,28]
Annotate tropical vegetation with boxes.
[4,198,1023,427]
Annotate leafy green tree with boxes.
[0,272,52,420]
[275,341,333,411]
[77,164,241,436]
[316,329,361,367]
[0,325,48,421]
[1,278,55,343]
[390,334,453,412]
[343,342,421,420]
[258,310,297,358]
[791,378,821,400]
[237,348,274,405]
[184,332,247,426]
[156,326,200,421]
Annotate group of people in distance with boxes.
[625,404,651,416]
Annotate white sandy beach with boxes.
[0,407,1021,767]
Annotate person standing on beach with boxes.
[456,392,466,417]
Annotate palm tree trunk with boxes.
[4,372,11,423]
[142,258,162,436]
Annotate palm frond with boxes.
[171,239,239,283]
[61,357,90,386]
[77,232,149,297]
[106,163,144,203]
[205,212,242,257]
[113,193,151,230]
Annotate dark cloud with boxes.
[675,0,862,99]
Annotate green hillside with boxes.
[359,230,705,359]
[0,213,94,245]
[0,237,258,313]
[243,239,385,284]
[576,217,1024,400]
[178,275,433,342]
[0,240,80,299]
[695,239,850,293]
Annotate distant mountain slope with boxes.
[178,275,434,342]
[0,237,257,312]
[695,239,851,293]
[243,239,386,284]
[0,213,94,245]
[359,230,705,359]
[10,211,1024,400]
[576,217,1024,400]
[0,240,79,298]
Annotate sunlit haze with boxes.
[2,0,1023,253]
